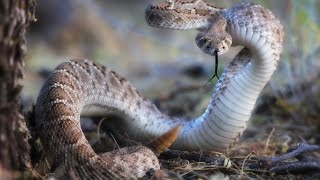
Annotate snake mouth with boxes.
[216,49,226,55]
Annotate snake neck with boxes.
[170,3,284,151]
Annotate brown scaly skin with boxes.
[35,59,180,179]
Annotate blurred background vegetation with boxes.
[25,0,319,158]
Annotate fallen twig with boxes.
[160,150,225,166]
[258,143,320,174]
[160,143,320,176]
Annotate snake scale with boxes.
[35,0,284,179]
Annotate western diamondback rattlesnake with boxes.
[35,0,284,179]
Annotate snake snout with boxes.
[216,36,232,55]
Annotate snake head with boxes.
[195,31,232,55]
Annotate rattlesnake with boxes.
[35,0,284,179]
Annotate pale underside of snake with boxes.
[35,0,284,179]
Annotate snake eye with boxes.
[197,38,208,47]
[146,168,155,177]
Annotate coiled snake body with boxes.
[35,1,284,179]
